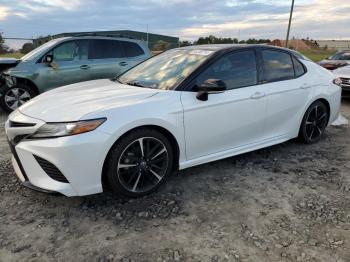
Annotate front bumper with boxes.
[5,111,111,196]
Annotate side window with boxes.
[121,41,145,57]
[196,50,257,90]
[91,40,124,59]
[52,40,89,62]
[261,50,294,82]
[293,56,306,77]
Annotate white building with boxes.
[316,40,350,51]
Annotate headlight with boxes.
[30,118,106,138]
[333,77,342,87]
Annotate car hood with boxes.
[19,79,159,122]
[318,59,350,70]
[333,64,350,78]
[0,58,20,72]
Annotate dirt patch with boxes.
[0,101,350,262]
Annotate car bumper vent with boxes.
[9,121,36,128]
[34,155,69,183]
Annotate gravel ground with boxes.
[0,101,350,262]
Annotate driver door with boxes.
[181,49,267,160]
[36,40,91,90]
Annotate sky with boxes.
[1,0,350,49]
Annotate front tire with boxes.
[105,128,174,197]
[0,84,36,112]
[299,101,329,144]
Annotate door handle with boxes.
[80,65,90,70]
[250,92,265,99]
[119,61,128,66]
[300,83,310,89]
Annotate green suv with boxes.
[0,36,152,112]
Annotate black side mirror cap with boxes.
[196,79,226,101]
[43,55,53,64]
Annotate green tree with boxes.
[153,40,170,51]
[179,40,192,47]
[21,42,34,54]
[195,35,239,45]
[0,33,9,54]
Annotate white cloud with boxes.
[30,0,82,11]
[178,0,350,40]
[0,6,11,20]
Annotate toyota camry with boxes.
[5,45,342,197]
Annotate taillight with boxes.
[333,78,342,86]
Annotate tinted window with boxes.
[262,50,294,82]
[196,50,257,90]
[52,40,89,62]
[293,56,306,77]
[91,40,123,59]
[122,41,144,57]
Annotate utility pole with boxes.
[146,24,149,48]
[285,0,295,48]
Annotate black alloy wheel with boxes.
[0,84,35,112]
[105,128,174,197]
[299,101,329,144]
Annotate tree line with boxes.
[180,35,271,47]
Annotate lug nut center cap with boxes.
[140,161,147,169]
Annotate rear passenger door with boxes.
[257,48,310,139]
[89,39,127,79]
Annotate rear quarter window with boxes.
[292,56,306,77]
[121,41,145,57]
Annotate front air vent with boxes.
[13,135,28,145]
[9,121,36,128]
[340,78,350,85]
[34,155,69,183]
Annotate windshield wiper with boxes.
[125,81,147,87]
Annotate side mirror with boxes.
[196,79,226,101]
[43,54,53,64]
[43,54,59,69]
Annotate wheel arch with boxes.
[317,98,331,124]
[101,124,181,190]
[14,77,39,95]
[298,97,331,136]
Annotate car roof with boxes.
[54,36,146,44]
[176,44,312,61]
[177,44,294,53]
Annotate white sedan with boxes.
[5,45,342,197]
[333,64,350,96]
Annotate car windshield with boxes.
[21,39,61,62]
[117,49,213,90]
[330,52,350,60]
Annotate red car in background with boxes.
[318,51,350,70]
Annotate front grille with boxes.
[9,121,36,128]
[340,78,350,85]
[34,155,69,183]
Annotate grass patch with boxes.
[300,49,336,62]
[0,53,23,59]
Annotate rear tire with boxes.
[105,128,174,198]
[0,84,36,112]
[299,101,329,144]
